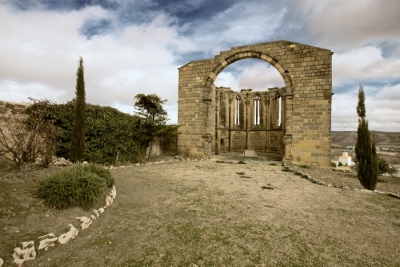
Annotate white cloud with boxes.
[215,61,285,91]
[0,5,196,124]
[332,84,400,131]
[333,46,400,86]
[190,2,286,54]
[297,0,400,49]
[237,63,286,90]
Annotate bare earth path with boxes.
[1,155,400,266]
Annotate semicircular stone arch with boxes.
[204,51,293,95]
[177,40,333,167]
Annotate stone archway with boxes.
[177,40,333,166]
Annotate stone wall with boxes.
[177,40,333,166]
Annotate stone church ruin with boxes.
[177,40,333,166]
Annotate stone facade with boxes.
[177,40,333,166]
[213,86,285,155]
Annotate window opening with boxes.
[278,96,282,126]
[235,95,240,125]
[254,95,261,125]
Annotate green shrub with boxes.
[237,161,246,164]
[331,162,337,168]
[338,162,343,167]
[300,165,309,169]
[82,164,114,187]
[36,166,107,210]
[27,102,144,164]
[269,163,277,166]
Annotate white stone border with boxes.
[283,163,400,199]
[2,186,117,266]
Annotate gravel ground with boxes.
[1,153,399,266]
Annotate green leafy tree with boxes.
[355,85,378,190]
[70,57,86,162]
[134,94,178,161]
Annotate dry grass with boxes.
[1,155,400,266]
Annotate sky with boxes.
[0,0,399,131]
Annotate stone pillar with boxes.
[264,96,269,129]
[245,99,250,149]
[202,134,213,156]
[228,97,233,152]
[281,95,285,128]
[283,91,293,160]
[203,98,213,156]
[215,94,220,155]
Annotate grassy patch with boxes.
[300,165,310,169]
[261,184,274,190]
[281,167,294,172]
[237,161,246,164]
[216,160,232,164]
[269,163,277,166]
[236,172,245,175]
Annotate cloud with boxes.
[0,5,196,117]
[186,1,287,56]
[214,59,285,91]
[284,0,400,50]
[333,46,400,85]
[332,83,400,131]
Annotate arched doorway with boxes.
[178,40,333,167]
[212,59,287,156]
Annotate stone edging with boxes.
[1,186,117,267]
[104,156,210,170]
[282,163,400,200]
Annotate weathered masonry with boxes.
[177,40,333,166]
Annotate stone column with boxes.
[283,91,293,161]
[228,97,233,152]
[264,96,269,129]
[215,94,220,155]
[203,98,213,156]
[245,99,250,149]
[281,95,286,129]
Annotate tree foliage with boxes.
[27,100,153,164]
[355,85,378,190]
[70,56,86,162]
[0,99,58,170]
[28,101,144,164]
[134,94,179,161]
[378,157,398,176]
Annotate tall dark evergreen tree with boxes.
[355,84,378,190]
[70,57,86,162]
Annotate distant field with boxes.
[332,131,400,148]
[331,131,400,164]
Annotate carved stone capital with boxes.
[202,133,213,143]
[283,134,292,144]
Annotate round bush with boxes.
[82,164,114,187]
[36,166,107,210]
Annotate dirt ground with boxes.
[1,154,400,266]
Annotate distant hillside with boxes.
[332,131,400,148]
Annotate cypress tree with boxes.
[70,57,86,162]
[355,85,378,190]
